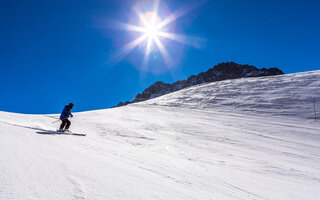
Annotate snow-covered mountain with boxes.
[117,62,284,107]
[1,70,320,200]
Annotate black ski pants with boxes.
[60,118,71,130]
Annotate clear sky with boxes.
[0,0,319,114]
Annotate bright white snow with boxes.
[0,71,320,200]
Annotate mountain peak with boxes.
[116,62,284,107]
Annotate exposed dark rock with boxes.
[115,62,284,107]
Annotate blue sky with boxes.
[0,0,319,114]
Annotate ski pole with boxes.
[51,119,60,123]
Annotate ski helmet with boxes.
[69,103,74,108]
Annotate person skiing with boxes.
[58,103,74,132]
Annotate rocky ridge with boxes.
[116,62,284,107]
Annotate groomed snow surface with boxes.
[1,71,320,200]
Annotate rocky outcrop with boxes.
[116,62,284,107]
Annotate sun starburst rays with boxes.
[123,5,178,67]
[110,0,206,69]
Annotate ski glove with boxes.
[71,114,73,118]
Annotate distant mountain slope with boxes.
[116,62,284,107]
[142,70,320,120]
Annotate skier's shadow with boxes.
[0,120,60,135]
[0,120,82,136]
[36,131,61,135]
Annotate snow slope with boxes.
[1,71,320,200]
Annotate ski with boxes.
[56,130,86,136]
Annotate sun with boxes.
[127,4,175,66]
[146,25,158,38]
[141,11,162,40]
[145,22,159,39]
[111,0,206,69]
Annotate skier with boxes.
[58,103,74,132]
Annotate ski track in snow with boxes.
[1,71,320,199]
